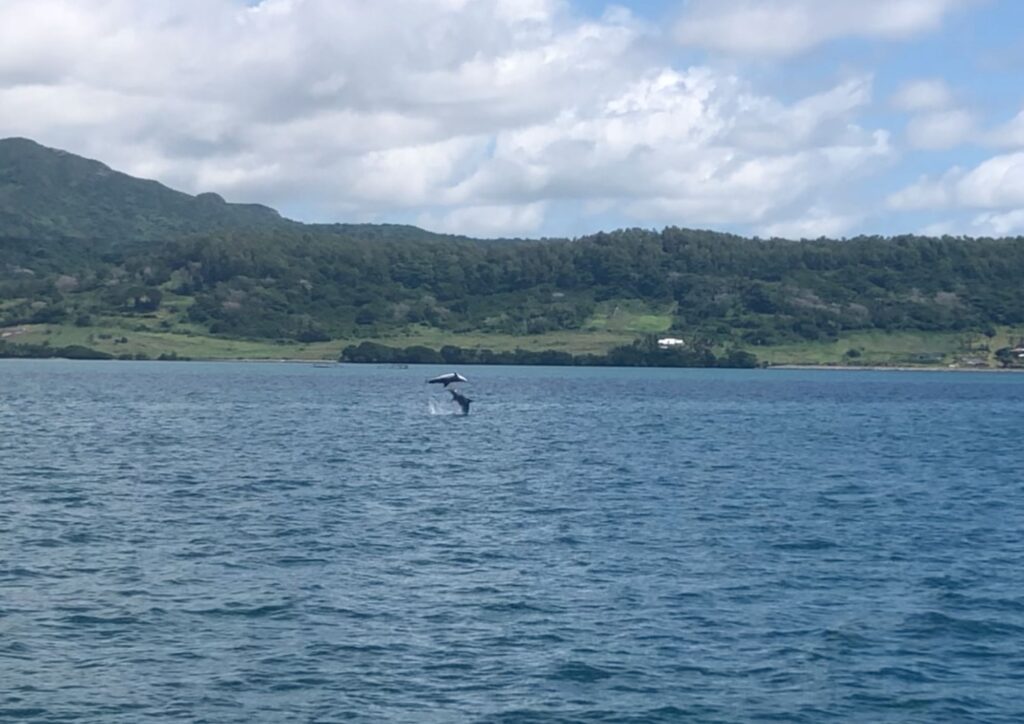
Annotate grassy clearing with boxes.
[583,300,675,334]
[3,294,672,360]
[357,325,638,355]
[9,321,1023,366]
[8,323,639,359]
[755,327,1024,366]
[10,324,340,360]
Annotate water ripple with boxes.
[1,361,1023,722]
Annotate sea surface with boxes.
[1,360,1023,723]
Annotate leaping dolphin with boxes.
[428,372,468,387]
[448,388,472,415]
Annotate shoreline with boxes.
[768,364,1024,373]
[5,356,1023,372]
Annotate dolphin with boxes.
[427,372,468,387]
[448,388,472,415]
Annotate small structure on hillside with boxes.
[657,337,685,349]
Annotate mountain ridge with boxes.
[0,137,513,246]
[0,137,288,241]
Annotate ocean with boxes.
[2,360,1022,722]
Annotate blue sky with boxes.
[2,0,1024,239]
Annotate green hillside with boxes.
[2,138,1024,367]
[0,138,284,241]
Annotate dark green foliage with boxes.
[341,338,759,368]
[5,222,1024,345]
[994,347,1022,368]
[0,341,111,359]
[152,226,1024,343]
[340,342,404,364]
[3,138,1024,349]
[0,138,283,241]
[721,349,760,368]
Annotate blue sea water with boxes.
[1,360,1023,723]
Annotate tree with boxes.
[995,347,1017,368]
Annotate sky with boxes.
[2,0,1024,239]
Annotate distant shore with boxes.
[5,356,1024,373]
[769,364,1023,373]
[4,335,1023,373]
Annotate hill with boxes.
[0,137,285,241]
[2,138,1024,367]
[0,137,519,247]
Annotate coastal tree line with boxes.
[3,226,1024,348]
[340,337,760,368]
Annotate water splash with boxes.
[428,397,459,415]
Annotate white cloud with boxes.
[892,78,954,111]
[450,71,886,221]
[906,109,974,149]
[353,137,490,207]
[887,170,959,210]
[760,208,862,239]
[917,220,961,236]
[0,0,893,235]
[0,1,107,85]
[418,202,547,237]
[957,152,1024,207]
[891,78,972,151]
[987,109,1024,148]
[968,209,1024,236]
[674,0,968,57]
[889,152,1024,212]
[920,209,1024,237]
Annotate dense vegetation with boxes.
[340,338,759,368]
[3,137,1024,364]
[0,339,114,360]
[6,225,1023,346]
[0,138,285,241]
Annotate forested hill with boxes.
[165,228,1024,343]
[2,138,1024,353]
[0,138,517,247]
[0,137,287,241]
